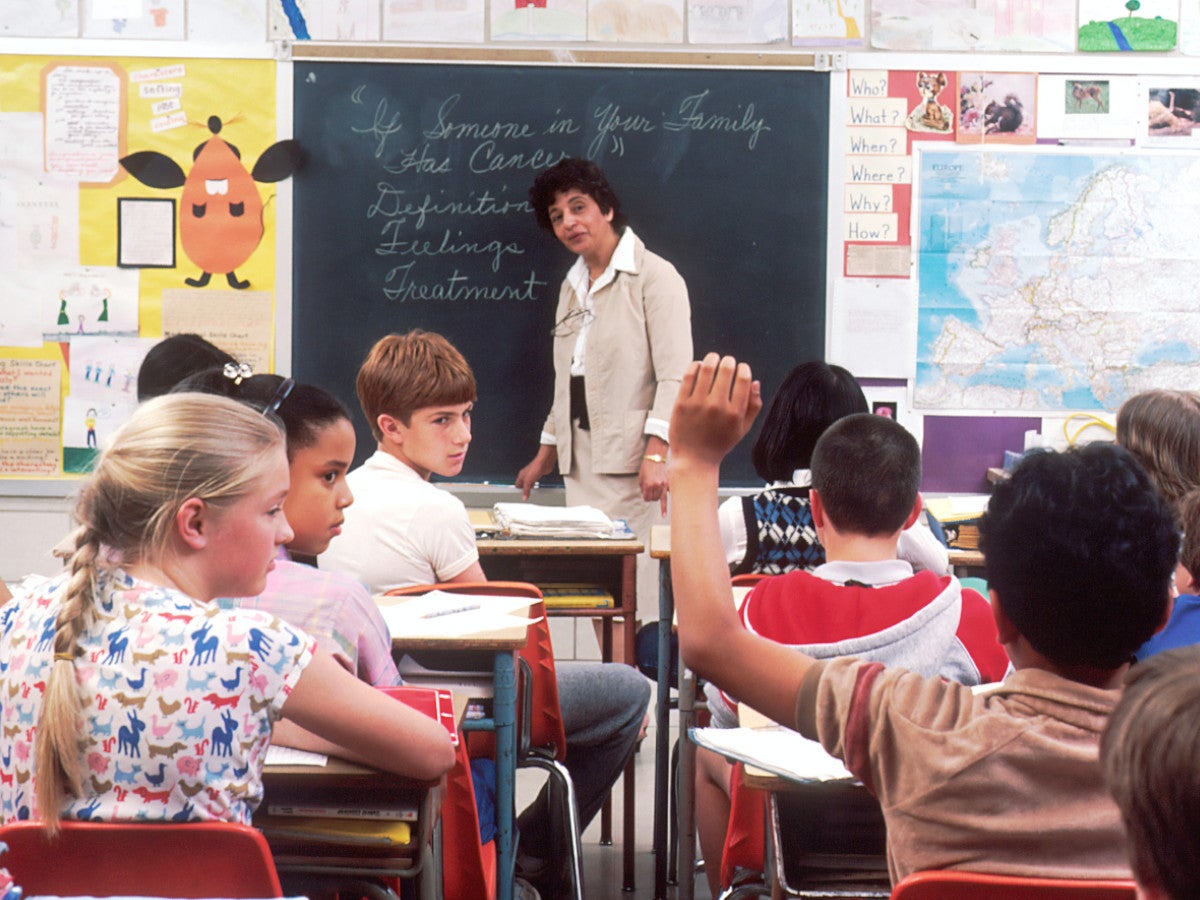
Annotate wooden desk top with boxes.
[649,523,671,559]
[264,695,469,783]
[947,548,985,568]
[476,536,643,555]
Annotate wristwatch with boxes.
[643,453,667,463]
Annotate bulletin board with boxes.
[0,53,286,480]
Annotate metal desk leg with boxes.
[495,648,516,900]
[652,561,673,899]
[623,555,639,893]
[676,655,697,900]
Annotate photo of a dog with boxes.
[1067,80,1108,114]
[907,70,953,133]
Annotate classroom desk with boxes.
[648,524,692,900]
[387,606,530,900]
[741,767,890,899]
[472,524,643,668]
[948,548,986,580]
[256,753,445,898]
[470,517,644,891]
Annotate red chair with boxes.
[384,581,583,900]
[441,732,499,900]
[890,870,1137,899]
[0,820,282,897]
[712,574,770,895]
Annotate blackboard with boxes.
[291,61,829,485]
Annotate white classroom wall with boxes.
[3,3,1200,579]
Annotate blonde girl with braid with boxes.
[0,393,453,832]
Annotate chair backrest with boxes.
[0,820,282,898]
[385,580,557,900]
[731,572,768,606]
[441,735,498,900]
[891,871,1137,900]
[384,581,567,758]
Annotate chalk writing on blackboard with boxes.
[339,81,775,306]
[292,63,829,483]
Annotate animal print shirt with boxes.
[0,568,315,825]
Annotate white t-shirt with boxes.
[320,449,479,593]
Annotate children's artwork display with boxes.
[870,0,1076,52]
[792,0,864,46]
[1078,0,1178,52]
[0,55,281,479]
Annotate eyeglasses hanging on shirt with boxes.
[550,305,595,338]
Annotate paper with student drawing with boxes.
[377,590,535,639]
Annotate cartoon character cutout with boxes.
[907,72,954,134]
[119,116,303,290]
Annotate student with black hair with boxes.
[717,361,946,576]
[174,368,400,689]
[135,333,235,401]
[670,354,1177,883]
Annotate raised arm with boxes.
[278,649,455,781]
[668,354,819,728]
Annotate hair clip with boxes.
[222,362,253,385]
[262,377,295,418]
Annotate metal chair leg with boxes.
[667,736,680,885]
[522,753,585,900]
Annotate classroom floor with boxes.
[515,671,709,900]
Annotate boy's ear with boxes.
[1176,561,1198,595]
[174,497,209,551]
[990,590,1020,644]
[810,488,826,529]
[901,493,924,531]
[377,414,404,447]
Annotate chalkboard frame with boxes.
[291,58,830,485]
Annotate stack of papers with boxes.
[377,589,535,639]
[493,502,618,538]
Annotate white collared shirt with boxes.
[564,227,639,377]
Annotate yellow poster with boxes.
[0,55,281,478]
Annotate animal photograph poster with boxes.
[1035,74,1138,140]
[956,71,1037,144]
[1139,79,1200,147]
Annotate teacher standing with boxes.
[516,158,693,624]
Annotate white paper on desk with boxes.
[690,726,854,784]
[377,590,535,638]
[265,746,328,767]
[493,502,617,538]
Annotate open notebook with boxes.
[690,704,854,784]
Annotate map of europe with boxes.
[915,149,1200,412]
